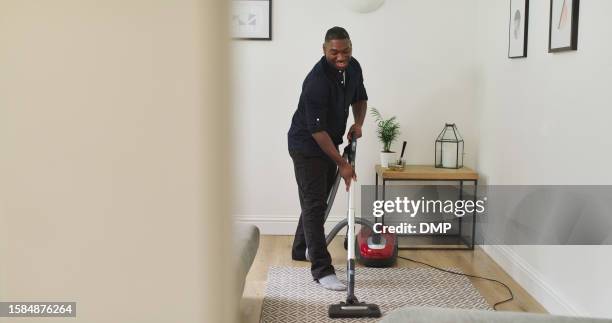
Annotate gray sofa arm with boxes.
[381,307,611,323]
[233,223,260,297]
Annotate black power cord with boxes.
[396,255,514,310]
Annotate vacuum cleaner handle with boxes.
[346,137,357,215]
[329,136,382,319]
[346,138,357,300]
[342,140,356,163]
[348,138,357,166]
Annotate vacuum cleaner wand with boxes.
[328,138,382,319]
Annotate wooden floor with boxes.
[240,235,546,323]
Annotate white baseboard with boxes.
[234,214,346,235]
[481,244,584,316]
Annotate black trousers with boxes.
[289,150,337,280]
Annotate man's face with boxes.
[323,39,352,71]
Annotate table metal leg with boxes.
[382,179,386,226]
[375,172,378,200]
[458,180,463,237]
[471,180,478,250]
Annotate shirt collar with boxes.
[321,56,348,85]
[322,56,347,72]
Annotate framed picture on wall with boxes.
[508,0,529,58]
[231,0,272,40]
[549,0,579,52]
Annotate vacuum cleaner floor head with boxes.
[328,302,381,318]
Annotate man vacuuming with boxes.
[287,26,368,291]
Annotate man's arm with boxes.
[312,131,356,190]
[352,99,367,126]
[348,99,367,140]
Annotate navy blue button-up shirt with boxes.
[288,56,368,155]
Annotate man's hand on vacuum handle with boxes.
[312,131,356,191]
[338,160,356,191]
[347,124,362,141]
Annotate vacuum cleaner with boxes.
[328,138,381,319]
[321,140,397,268]
[353,141,406,267]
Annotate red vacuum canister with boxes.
[355,226,398,267]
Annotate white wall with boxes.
[232,0,479,233]
[475,0,612,319]
[0,1,235,322]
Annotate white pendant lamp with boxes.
[343,0,385,13]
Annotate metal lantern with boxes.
[435,123,464,169]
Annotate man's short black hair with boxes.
[325,26,350,42]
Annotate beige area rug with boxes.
[261,266,492,323]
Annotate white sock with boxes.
[318,274,346,291]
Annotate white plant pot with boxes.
[380,152,396,168]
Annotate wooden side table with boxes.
[374,165,479,250]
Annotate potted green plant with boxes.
[371,107,401,167]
